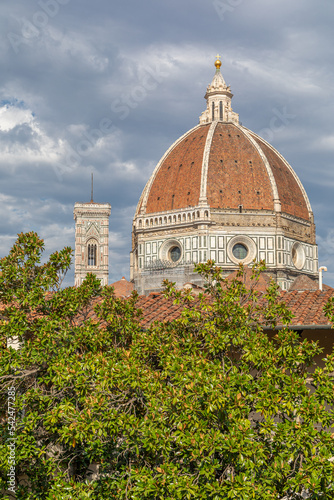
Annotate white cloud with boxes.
[0,104,34,131]
[0,103,63,167]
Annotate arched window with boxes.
[219,101,223,120]
[88,242,97,266]
[212,102,215,121]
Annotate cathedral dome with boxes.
[136,120,312,221]
[131,56,317,295]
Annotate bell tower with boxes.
[73,176,111,286]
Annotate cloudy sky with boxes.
[0,0,334,286]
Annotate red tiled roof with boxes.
[136,293,188,327]
[289,274,330,292]
[225,267,272,292]
[2,285,333,331]
[145,125,210,213]
[140,122,311,221]
[277,289,334,328]
[249,132,309,220]
[207,123,274,211]
[110,277,134,298]
[136,289,334,330]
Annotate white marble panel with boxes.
[218,250,225,263]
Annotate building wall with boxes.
[131,206,318,295]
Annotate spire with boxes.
[91,173,94,203]
[199,56,239,125]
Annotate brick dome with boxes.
[137,121,311,221]
[132,56,317,296]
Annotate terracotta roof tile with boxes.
[207,123,274,210]
[225,266,272,292]
[140,122,311,222]
[2,287,333,331]
[136,289,334,329]
[249,132,309,220]
[289,274,331,291]
[110,277,134,298]
[145,125,210,213]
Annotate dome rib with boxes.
[247,130,312,220]
[240,126,281,211]
[199,121,218,205]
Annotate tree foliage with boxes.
[1,232,334,499]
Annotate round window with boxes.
[291,242,305,270]
[292,246,297,264]
[169,246,181,262]
[232,243,248,260]
[227,236,256,265]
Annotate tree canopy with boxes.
[1,232,334,499]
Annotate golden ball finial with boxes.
[215,54,222,69]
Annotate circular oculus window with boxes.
[227,235,257,265]
[169,246,181,262]
[291,242,305,270]
[232,243,248,260]
[160,239,183,265]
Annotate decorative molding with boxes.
[199,121,218,205]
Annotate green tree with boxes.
[1,232,334,499]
